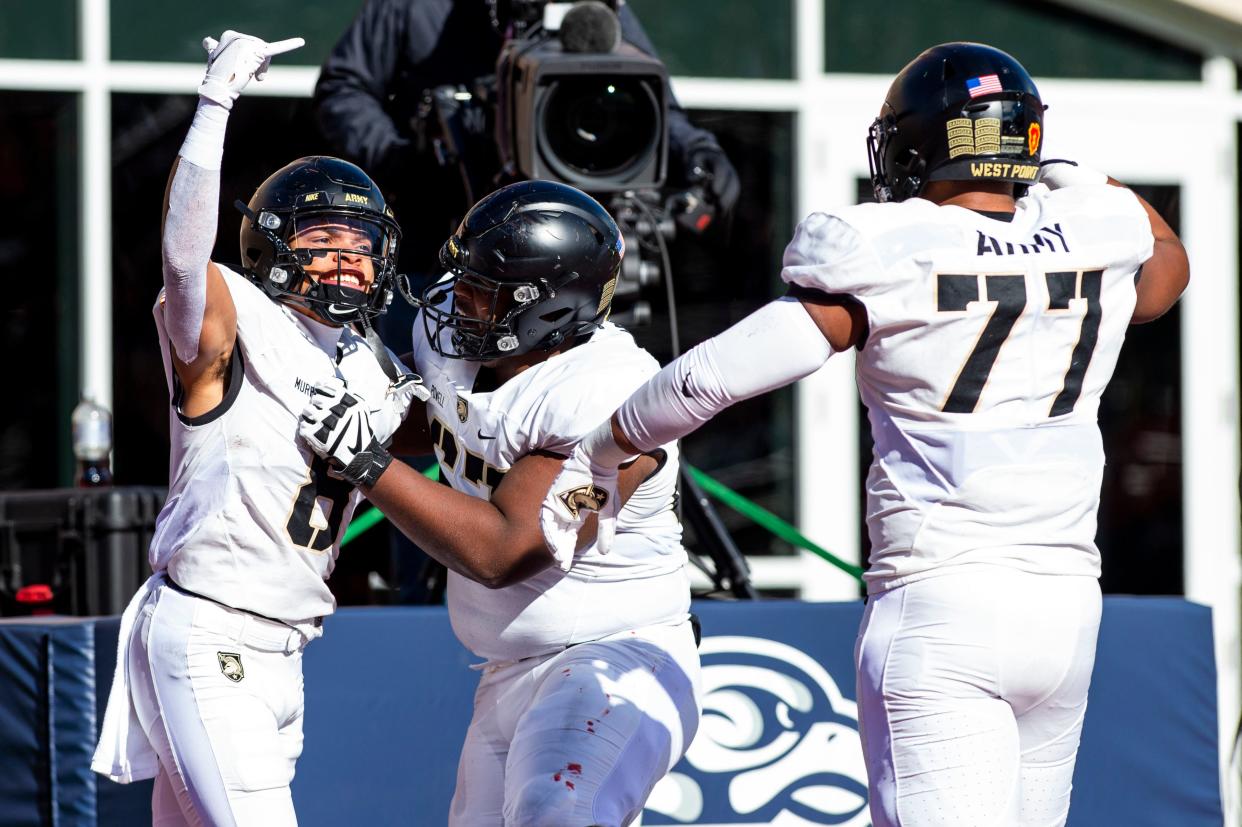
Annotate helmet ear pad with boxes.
[889,147,926,202]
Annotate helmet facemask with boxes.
[868,105,929,203]
[868,112,906,203]
[419,268,551,361]
[243,206,400,325]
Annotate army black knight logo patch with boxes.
[456,398,469,423]
[217,652,244,683]
[558,485,608,519]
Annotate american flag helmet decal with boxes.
[966,74,1003,98]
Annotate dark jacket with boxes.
[313,0,719,274]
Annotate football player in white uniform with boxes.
[91,31,424,826]
[538,43,1189,827]
[298,180,701,827]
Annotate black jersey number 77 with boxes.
[937,269,1103,416]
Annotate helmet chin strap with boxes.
[285,295,400,382]
[321,300,359,326]
[358,314,402,382]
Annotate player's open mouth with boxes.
[321,272,368,291]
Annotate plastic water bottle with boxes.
[72,397,113,487]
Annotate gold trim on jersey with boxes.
[429,415,508,497]
[934,269,1027,414]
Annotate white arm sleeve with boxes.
[615,296,834,452]
[161,99,229,363]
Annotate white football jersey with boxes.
[150,265,402,632]
[781,183,1155,593]
[413,312,688,662]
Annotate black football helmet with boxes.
[237,156,401,325]
[868,42,1045,202]
[418,180,623,361]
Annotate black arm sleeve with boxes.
[313,0,414,178]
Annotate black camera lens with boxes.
[540,76,659,176]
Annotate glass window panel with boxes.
[0,0,77,60]
[0,92,79,489]
[824,0,1201,80]
[629,0,794,79]
[625,109,797,571]
[1095,184,1182,596]
[111,93,197,486]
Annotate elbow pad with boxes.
[617,297,834,452]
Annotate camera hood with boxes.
[497,38,669,192]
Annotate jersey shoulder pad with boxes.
[1048,181,1147,224]
[214,263,270,310]
[520,327,660,454]
[1036,184,1154,265]
[780,206,888,297]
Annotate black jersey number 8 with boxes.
[286,455,353,551]
[937,269,1103,415]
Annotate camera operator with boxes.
[312,0,739,286]
[313,0,741,609]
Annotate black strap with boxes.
[359,316,402,382]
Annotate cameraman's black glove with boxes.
[686,142,740,217]
[299,378,393,489]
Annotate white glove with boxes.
[1039,160,1109,190]
[299,378,393,488]
[367,373,432,446]
[539,420,635,570]
[198,30,305,110]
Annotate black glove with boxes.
[685,142,740,218]
[298,379,394,488]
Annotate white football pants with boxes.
[856,567,1101,827]
[450,619,702,827]
[128,582,310,826]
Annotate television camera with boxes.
[414,0,718,332]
